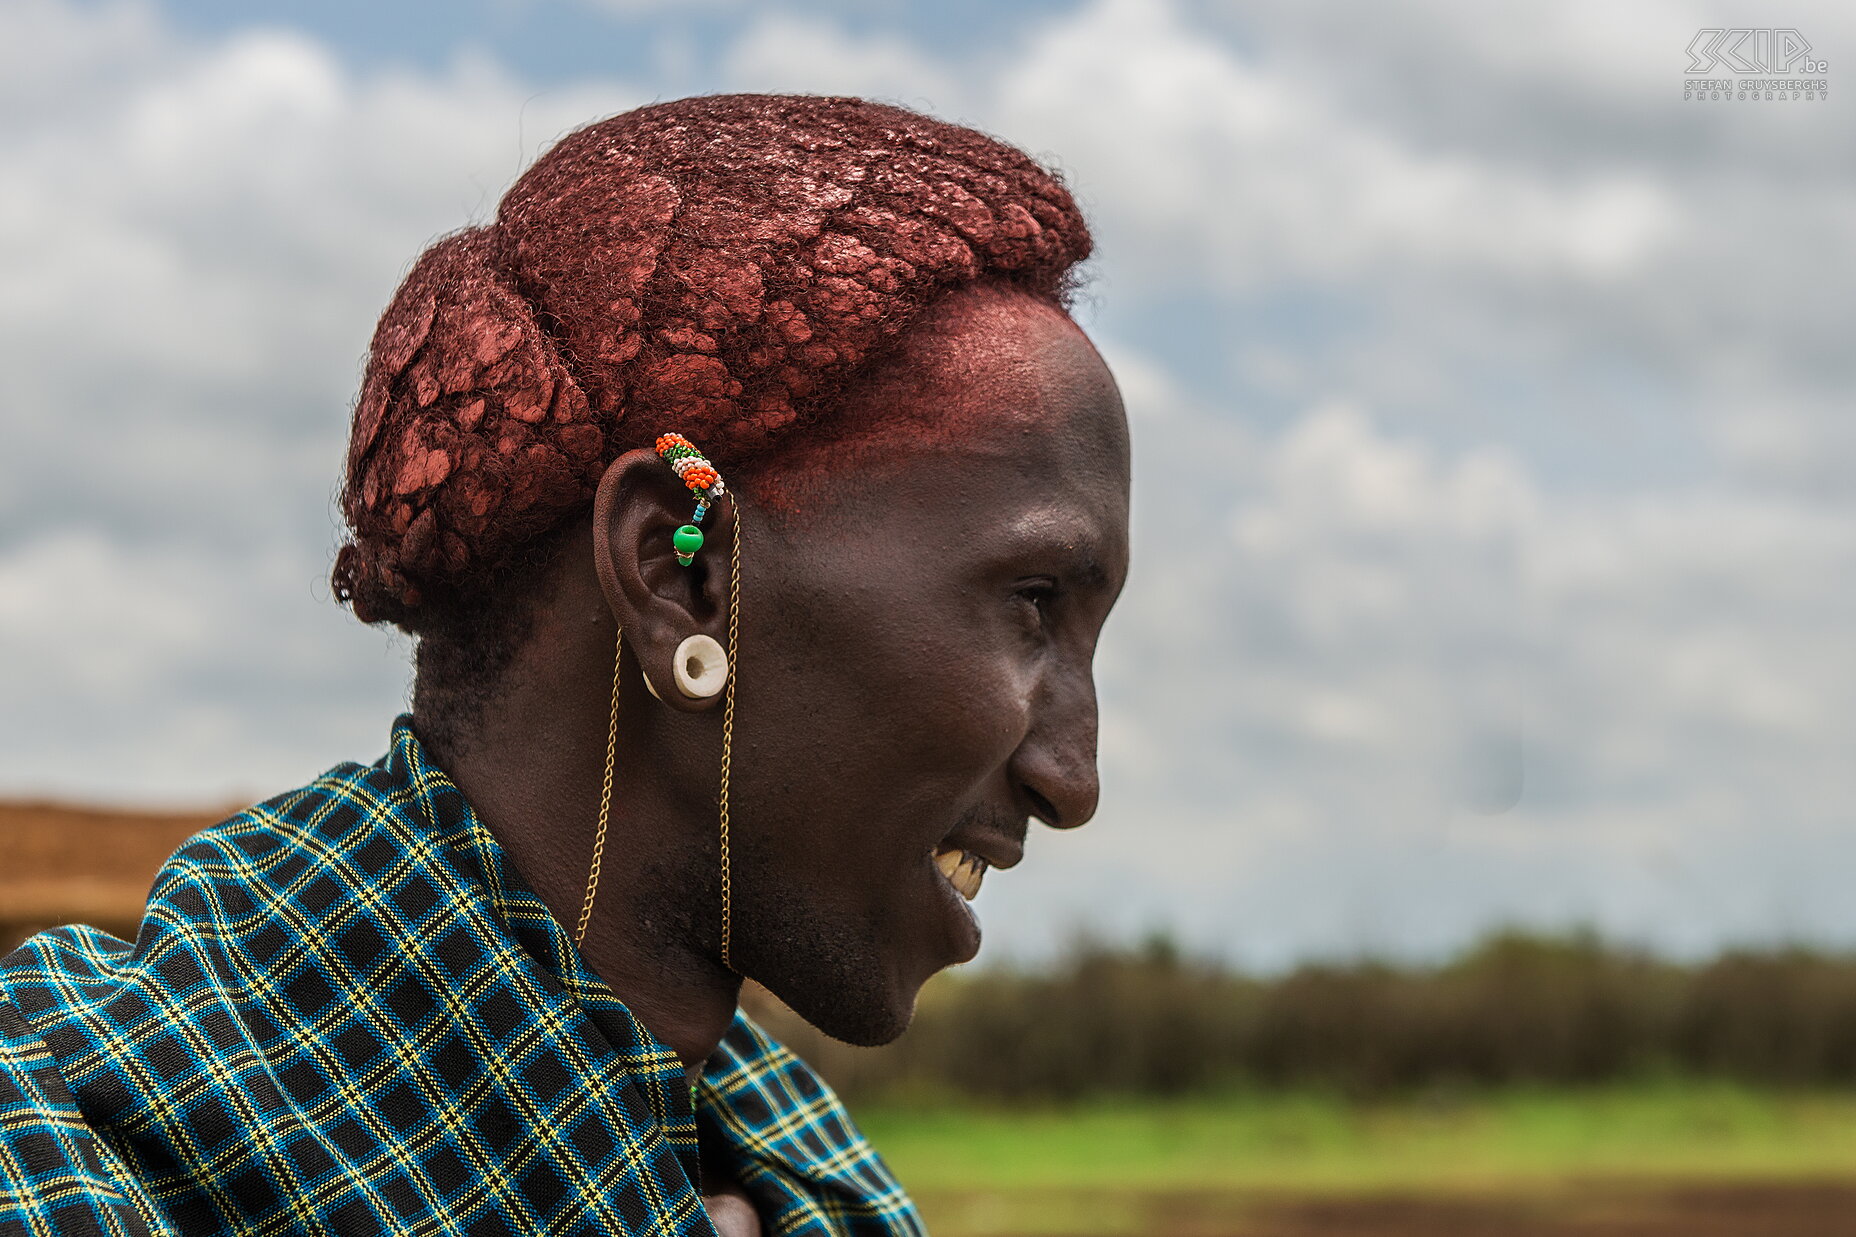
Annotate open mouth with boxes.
[933,845,989,901]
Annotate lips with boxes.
[924,814,1026,963]
[933,846,989,900]
[928,843,983,965]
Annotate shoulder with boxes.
[0,996,154,1236]
[702,1010,925,1237]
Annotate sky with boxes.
[1,0,1852,969]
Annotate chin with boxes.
[783,979,916,1048]
[735,910,932,1047]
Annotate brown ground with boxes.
[0,801,218,950]
[11,807,1856,1235]
[920,1183,1856,1236]
[1229,1183,1856,1236]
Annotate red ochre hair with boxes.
[331,92,1093,630]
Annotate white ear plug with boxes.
[672,633,728,698]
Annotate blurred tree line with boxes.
[745,931,1856,1101]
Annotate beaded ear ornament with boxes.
[654,433,727,565]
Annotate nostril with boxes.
[1025,787,1061,828]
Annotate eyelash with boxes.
[1015,580,1059,628]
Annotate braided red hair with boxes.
[332,93,1092,629]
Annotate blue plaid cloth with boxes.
[0,717,925,1237]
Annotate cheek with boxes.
[748,583,1031,823]
[888,650,1030,807]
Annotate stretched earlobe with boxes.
[672,633,728,698]
[591,433,739,716]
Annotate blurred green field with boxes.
[857,1084,1856,1236]
[865,1083,1856,1191]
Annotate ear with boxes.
[591,449,737,714]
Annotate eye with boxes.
[1013,579,1059,630]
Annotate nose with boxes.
[1009,666,1100,830]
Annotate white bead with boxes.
[672,633,728,699]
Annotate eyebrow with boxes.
[1036,537,1116,596]
[995,508,1120,593]
[1069,548,1111,592]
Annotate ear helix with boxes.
[647,432,731,703]
[594,430,740,973]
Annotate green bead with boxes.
[673,524,705,555]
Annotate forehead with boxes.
[786,286,1132,582]
[774,285,1130,505]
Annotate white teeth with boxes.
[933,847,988,901]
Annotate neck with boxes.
[422,589,741,1078]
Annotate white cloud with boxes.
[0,0,641,796]
[991,0,1678,292]
[1017,377,1856,967]
[980,0,1856,493]
[1,0,1851,968]
[716,11,969,113]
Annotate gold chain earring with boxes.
[718,506,741,971]
[572,515,741,964]
[611,432,741,972]
[574,629,623,947]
